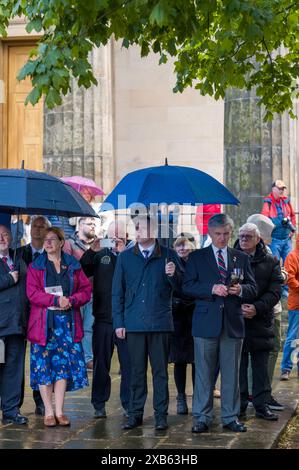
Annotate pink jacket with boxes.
[26,252,92,346]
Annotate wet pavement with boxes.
[1,349,299,450]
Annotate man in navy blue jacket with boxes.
[183,214,257,433]
[112,215,182,431]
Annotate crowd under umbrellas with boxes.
[0,162,293,440]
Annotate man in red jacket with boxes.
[261,180,296,266]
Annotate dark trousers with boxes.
[19,341,43,409]
[126,332,170,419]
[0,335,25,417]
[174,363,195,394]
[240,348,271,411]
[92,322,131,410]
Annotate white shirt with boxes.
[138,242,155,258]
[211,244,228,269]
[31,245,44,257]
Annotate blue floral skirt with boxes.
[30,314,89,392]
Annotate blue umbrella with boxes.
[0,168,97,217]
[103,161,239,208]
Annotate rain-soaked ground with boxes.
[1,345,299,451]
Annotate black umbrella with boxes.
[0,168,97,217]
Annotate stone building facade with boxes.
[1,18,298,233]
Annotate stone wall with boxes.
[43,44,114,194]
[224,87,298,231]
[113,43,225,184]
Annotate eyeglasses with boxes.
[239,234,254,240]
[276,186,286,190]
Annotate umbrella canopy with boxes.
[0,169,97,217]
[61,176,104,197]
[102,163,239,208]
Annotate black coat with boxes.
[17,244,34,266]
[234,240,283,351]
[0,249,28,337]
[169,257,195,363]
[80,248,117,323]
[169,296,195,364]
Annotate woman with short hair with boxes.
[26,227,92,427]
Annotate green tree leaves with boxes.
[0,0,298,118]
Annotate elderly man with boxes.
[0,225,28,424]
[17,215,51,416]
[113,215,182,431]
[81,220,131,419]
[234,223,283,421]
[183,214,257,433]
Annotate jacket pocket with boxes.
[0,310,10,327]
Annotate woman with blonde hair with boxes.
[26,227,92,427]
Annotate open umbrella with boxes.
[61,176,104,197]
[102,160,239,208]
[102,159,239,253]
[0,169,97,217]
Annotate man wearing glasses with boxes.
[261,180,296,270]
[64,217,97,371]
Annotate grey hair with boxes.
[31,215,51,228]
[208,213,234,230]
[239,223,260,237]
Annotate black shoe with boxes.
[155,416,168,431]
[223,420,247,432]
[35,405,45,416]
[122,416,143,430]
[94,407,106,419]
[191,422,209,433]
[255,406,278,421]
[2,413,28,425]
[265,396,284,411]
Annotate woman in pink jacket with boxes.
[26,227,92,427]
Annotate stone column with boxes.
[43,41,115,193]
[224,87,298,230]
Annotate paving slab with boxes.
[0,351,298,450]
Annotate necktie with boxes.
[142,249,149,259]
[2,256,13,270]
[33,252,40,261]
[217,249,227,284]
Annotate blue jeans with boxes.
[269,237,292,264]
[80,298,94,363]
[269,237,292,297]
[281,310,299,372]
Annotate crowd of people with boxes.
[0,179,298,436]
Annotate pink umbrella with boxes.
[61,176,105,197]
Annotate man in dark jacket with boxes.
[0,225,28,424]
[80,221,131,419]
[113,215,182,431]
[17,215,50,416]
[183,214,257,434]
[235,223,283,421]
